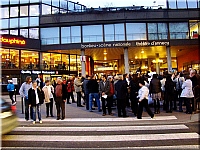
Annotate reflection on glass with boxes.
[20,29,28,38]
[1,7,9,18]
[30,5,39,16]
[52,7,60,14]
[0,48,19,69]
[104,24,114,41]
[20,0,29,4]
[20,6,28,16]
[148,23,168,40]
[83,25,103,42]
[10,30,18,36]
[1,19,9,29]
[21,50,39,70]
[42,4,51,15]
[169,22,189,39]
[29,28,39,39]
[168,0,177,9]
[114,23,125,41]
[68,1,75,11]
[177,0,187,8]
[42,0,51,5]
[0,30,9,35]
[71,26,81,43]
[10,0,19,4]
[187,0,198,8]
[61,27,71,44]
[20,17,29,27]
[10,7,19,17]
[10,18,19,28]
[30,17,39,26]
[126,23,147,40]
[41,27,60,45]
[52,0,60,7]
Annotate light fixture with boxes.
[104,52,107,55]
[141,50,144,53]
[131,60,133,62]
[135,56,138,59]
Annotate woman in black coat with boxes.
[28,81,44,124]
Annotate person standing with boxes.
[115,75,128,117]
[42,80,54,118]
[19,76,32,121]
[137,80,154,119]
[7,80,16,105]
[55,78,67,120]
[28,81,44,124]
[83,75,90,110]
[35,74,44,90]
[66,77,75,104]
[149,74,162,114]
[88,74,101,112]
[74,75,83,107]
[180,75,194,114]
[99,75,113,116]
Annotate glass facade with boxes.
[168,0,199,9]
[41,27,60,45]
[83,25,103,42]
[169,22,189,39]
[126,23,147,40]
[148,23,168,40]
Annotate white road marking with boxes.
[18,116,177,122]
[2,133,199,142]
[2,145,200,150]
[13,124,188,132]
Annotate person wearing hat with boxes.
[7,80,16,105]
[137,80,154,119]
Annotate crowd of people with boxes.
[11,68,199,124]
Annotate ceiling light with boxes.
[141,50,144,53]
[135,56,138,59]
[104,52,107,55]
[131,61,133,62]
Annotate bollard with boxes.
[21,97,24,114]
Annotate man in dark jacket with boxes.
[115,75,128,117]
[99,75,113,116]
[87,74,101,112]
[55,77,67,120]
[83,75,90,110]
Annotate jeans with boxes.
[85,93,89,110]
[24,98,33,120]
[32,104,41,121]
[89,93,100,111]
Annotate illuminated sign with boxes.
[136,41,170,46]
[0,36,26,45]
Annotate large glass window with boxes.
[1,19,9,29]
[168,0,177,9]
[83,25,103,42]
[20,17,29,27]
[148,23,168,40]
[115,23,125,41]
[42,4,51,15]
[10,0,19,4]
[30,5,39,16]
[10,29,18,36]
[126,23,147,40]
[21,50,39,69]
[177,0,187,8]
[42,0,51,5]
[20,0,29,4]
[20,29,28,38]
[42,53,51,70]
[190,21,199,39]
[61,27,71,44]
[52,6,60,14]
[20,6,28,16]
[10,7,19,17]
[0,48,19,69]
[30,17,39,26]
[169,22,189,39]
[62,54,69,70]
[52,0,60,7]
[50,53,62,70]
[71,26,81,43]
[41,27,60,45]
[1,7,9,18]
[187,0,198,8]
[29,28,39,39]
[10,18,19,28]
[0,30,9,35]
[104,24,114,41]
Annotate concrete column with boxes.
[155,53,160,74]
[81,49,86,77]
[124,47,129,74]
[166,46,172,73]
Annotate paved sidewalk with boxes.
[1,94,199,122]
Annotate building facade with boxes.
[1,0,200,89]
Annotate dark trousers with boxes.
[67,92,75,103]
[174,90,182,110]
[85,93,89,110]
[55,97,65,119]
[117,99,126,117]
[126,94,130,107]
[131,95,138,115]
[46,98,53,116]
[102,96,112,114]
[153,99,160,113]
[137,99,154,119]
[166,94,173,112]
[185,98,192,113]
[9,91,15,103]
[24,98,33,120]
[76,92,82,106]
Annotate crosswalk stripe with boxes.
[2,145,200,150]
[2,133,199,142]
[18,116,177,122]
[13,124,188,132]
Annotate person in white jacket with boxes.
[137,80,154,119]
[180,75,194,114]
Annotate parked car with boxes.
[0,98,18,134]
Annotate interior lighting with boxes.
[135,56,138,59]
[141,50,144,53]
